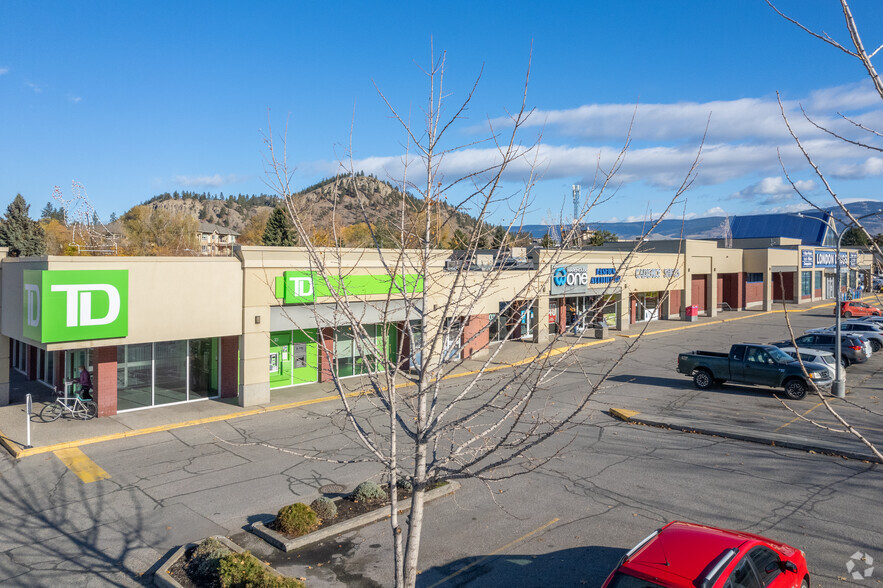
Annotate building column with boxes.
[793,271,802,304]
[0,336,8,406]
[318,327,335,383]
[464,314,491,358]
[26,345,37,381]
[707,269,718,317]
[94,346,117,417]
[532,297,549,344]
[220,336,239,399]
[763,268,773,311]
[615,290,630,332]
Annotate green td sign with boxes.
[23,270,129,343]
[276,271,423,304]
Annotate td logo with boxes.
[23,270,128,343]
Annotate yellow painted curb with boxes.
[609,408,639,421]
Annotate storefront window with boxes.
[815,271,822,290]
[118,339,220,412]
[336,327,355,377]
[154,340,188,405]
[801,272,812,297]
[118,344,152,411]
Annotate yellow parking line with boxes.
[53,447,111,483]
[424,518,560,588]
[774,402,823,432]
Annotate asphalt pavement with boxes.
[0,298,881,586]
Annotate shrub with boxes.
[396,478,413,492]
[217,551,305,588]
[186,536,232,582]
[351,481,387,503]
[310,496,338,521]
[275,503,319,536]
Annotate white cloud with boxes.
[828,156,883,179]
[25,81,43,93]
[173,174,246,188]
[0,66,9,76]
[730,176,816,204]
[67,94,81,103]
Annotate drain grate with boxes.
[319,484,347,494]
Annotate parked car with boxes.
[770,333,869,367]
[777,346,837,380]
[835,300,881,318]
[857,315,883,325]
[602,521,810,588]
[807,323,883,352]
[677,344,831,399]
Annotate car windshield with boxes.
[606,571,666,588]
[767,347,793,363]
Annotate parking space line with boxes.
[53,447,111,483]
[423,517,560,588]
[774,402,823,432]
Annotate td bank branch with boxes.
[0,237,871,417]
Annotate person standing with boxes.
[78,365,93,400]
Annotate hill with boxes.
[140,175,480,241]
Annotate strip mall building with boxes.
[0,230,871,417]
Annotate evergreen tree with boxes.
[109,212,118,223]
[40,202,55,220]
[262,207,295,246]
[0,195,47,256]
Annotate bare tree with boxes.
[767,0,883,460]
[261,50,703,588]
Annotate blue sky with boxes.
[2,1,883,226]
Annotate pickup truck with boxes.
[677,344,832,400]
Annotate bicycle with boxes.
[40,391,97,422]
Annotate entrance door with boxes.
[825,275,835,299]
[520,306,534,339]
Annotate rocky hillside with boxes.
[142,175,479,238]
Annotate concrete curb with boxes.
[153,535,284,588]
[608,408,881,463]
[251,480,461,552]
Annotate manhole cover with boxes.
[319,484,347,494]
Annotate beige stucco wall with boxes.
[1,256,242,350]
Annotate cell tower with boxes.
[52,181,119,254]
[720,214,733,248]
[572,184,581,221]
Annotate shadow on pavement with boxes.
[416,545,625,588]
[607,374,691,389]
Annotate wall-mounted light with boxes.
[255,315,261,324]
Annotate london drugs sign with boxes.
[23,270,129,343]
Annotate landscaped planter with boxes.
[251,480,460,552]
[154,534,286,588]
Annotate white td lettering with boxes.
[50,284,121,327]
[289,276,314,298]
[24,284,40,327]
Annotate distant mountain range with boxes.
[522,200,883,240]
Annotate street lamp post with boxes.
[798,211,880,398]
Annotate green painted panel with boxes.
[269,329,318,389]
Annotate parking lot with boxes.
[579,303,883,460]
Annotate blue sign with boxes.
[801,250,813,268]
[552,267,567,287]
[850,252,858,267]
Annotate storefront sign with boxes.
[815,250,849,268]
[850,252,858,266]
[634,268,681,279]
[550,265,588,295]
[801,250,813,268]
[23,270,129,343]
[278,271,423,304]
[590,267,621,285]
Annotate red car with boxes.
[602,521,810,588]
[836,301,881,318]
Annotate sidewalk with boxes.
[0,296,846,460]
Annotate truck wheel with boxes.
[693,370,713,389]
[784,379,808,400]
